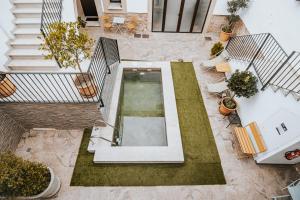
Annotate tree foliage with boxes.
[0,152,50,197]
[222,0,249,33]
[227,70,258,98]
[40,21,94,72]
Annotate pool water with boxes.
[114,70,167,146]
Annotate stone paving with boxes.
[15,32,299,200]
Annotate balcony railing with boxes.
[0,37,120,106]
[40,0,63,37]
[40,0,63,68]
[226,33,300,100]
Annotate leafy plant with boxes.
[0,74,5,82]
[223,98,236,109]
[210,42,224,56]
[0,152,50,197]
[222,0,249,33]
[40,21,94,72]
[77,16,87,28]
[227,70,258,98]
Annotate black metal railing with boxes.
[226,33,289,88]
[266,51,300,97]
[40,0,63,37]
[100,37,120,73]
[0,37,120,106]
[225,33,300,97]
[40,0,63,68]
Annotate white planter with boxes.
[17,167,61,200]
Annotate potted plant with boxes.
[0,152,61,199]
[219,70,258,115]
[0,73,16,98]
[210,42,224,58]
[220,0,249,42]
[40,21,96,98]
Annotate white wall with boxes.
[0,0,14,72]
[229,60,300,164]
[213,0,300,53]
[126,0,148,13]
[62,0,77,22]
[258,141,300,164]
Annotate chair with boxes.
[101,15,111,23]
[126,23,137,33]
[234,122,267,158]
[272,179,300,199]
[200,50,230,70]
[206,81,228,96]
[103,22,113,32]
[126,16,139,34]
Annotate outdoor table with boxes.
[216,62,232,73]
[112,17,125,34]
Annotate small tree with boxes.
[0,152,50,197]
[227,70,258,98]
[222,0,249,33]
[40,21,94,72]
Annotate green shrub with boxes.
[0,152,50,197]
[210,42,224,56]
[223,98,236,109]
[227,70,258,98]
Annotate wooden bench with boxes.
[234,122,267,157]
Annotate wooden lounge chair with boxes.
[234,122,267,158]
[200,50,230,70]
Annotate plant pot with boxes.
[18,167,61,200]
[74,74,98,98]
[219,30,232,42]
[219,97,237,116]
[0,74,16,98]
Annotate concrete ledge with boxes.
[91,61,184,163]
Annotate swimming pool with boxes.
[113,69,167,146]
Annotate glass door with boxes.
[152,0,211,33]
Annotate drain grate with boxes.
[134,34,149,39]
[134,33,141,38]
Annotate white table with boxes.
[112,17,125,34]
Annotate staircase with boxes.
[226,33,300,101]
[7,0,59,72]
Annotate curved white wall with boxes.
[213,0,300,53]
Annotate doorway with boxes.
[80,0,99,21]
[152,0,212,33]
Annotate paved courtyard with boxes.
[15,32,299,200]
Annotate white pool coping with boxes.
[89,61,184,163]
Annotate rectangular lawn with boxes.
[70,62,226,186]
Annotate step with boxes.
[292,92,300,101]
[11,38,42,46]
[9,49,47,58]
[13,28,41,35]
[15,18,41,25]
[13,8,42,14]
[8,59,57,68]
[14,0,43,4]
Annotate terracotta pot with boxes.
[219,30,232,42]
[74,74,98,98]
[0,74,16,98]
[16,167,61,200]
[219,97,237,116]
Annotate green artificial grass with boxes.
[70,62,225,186]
